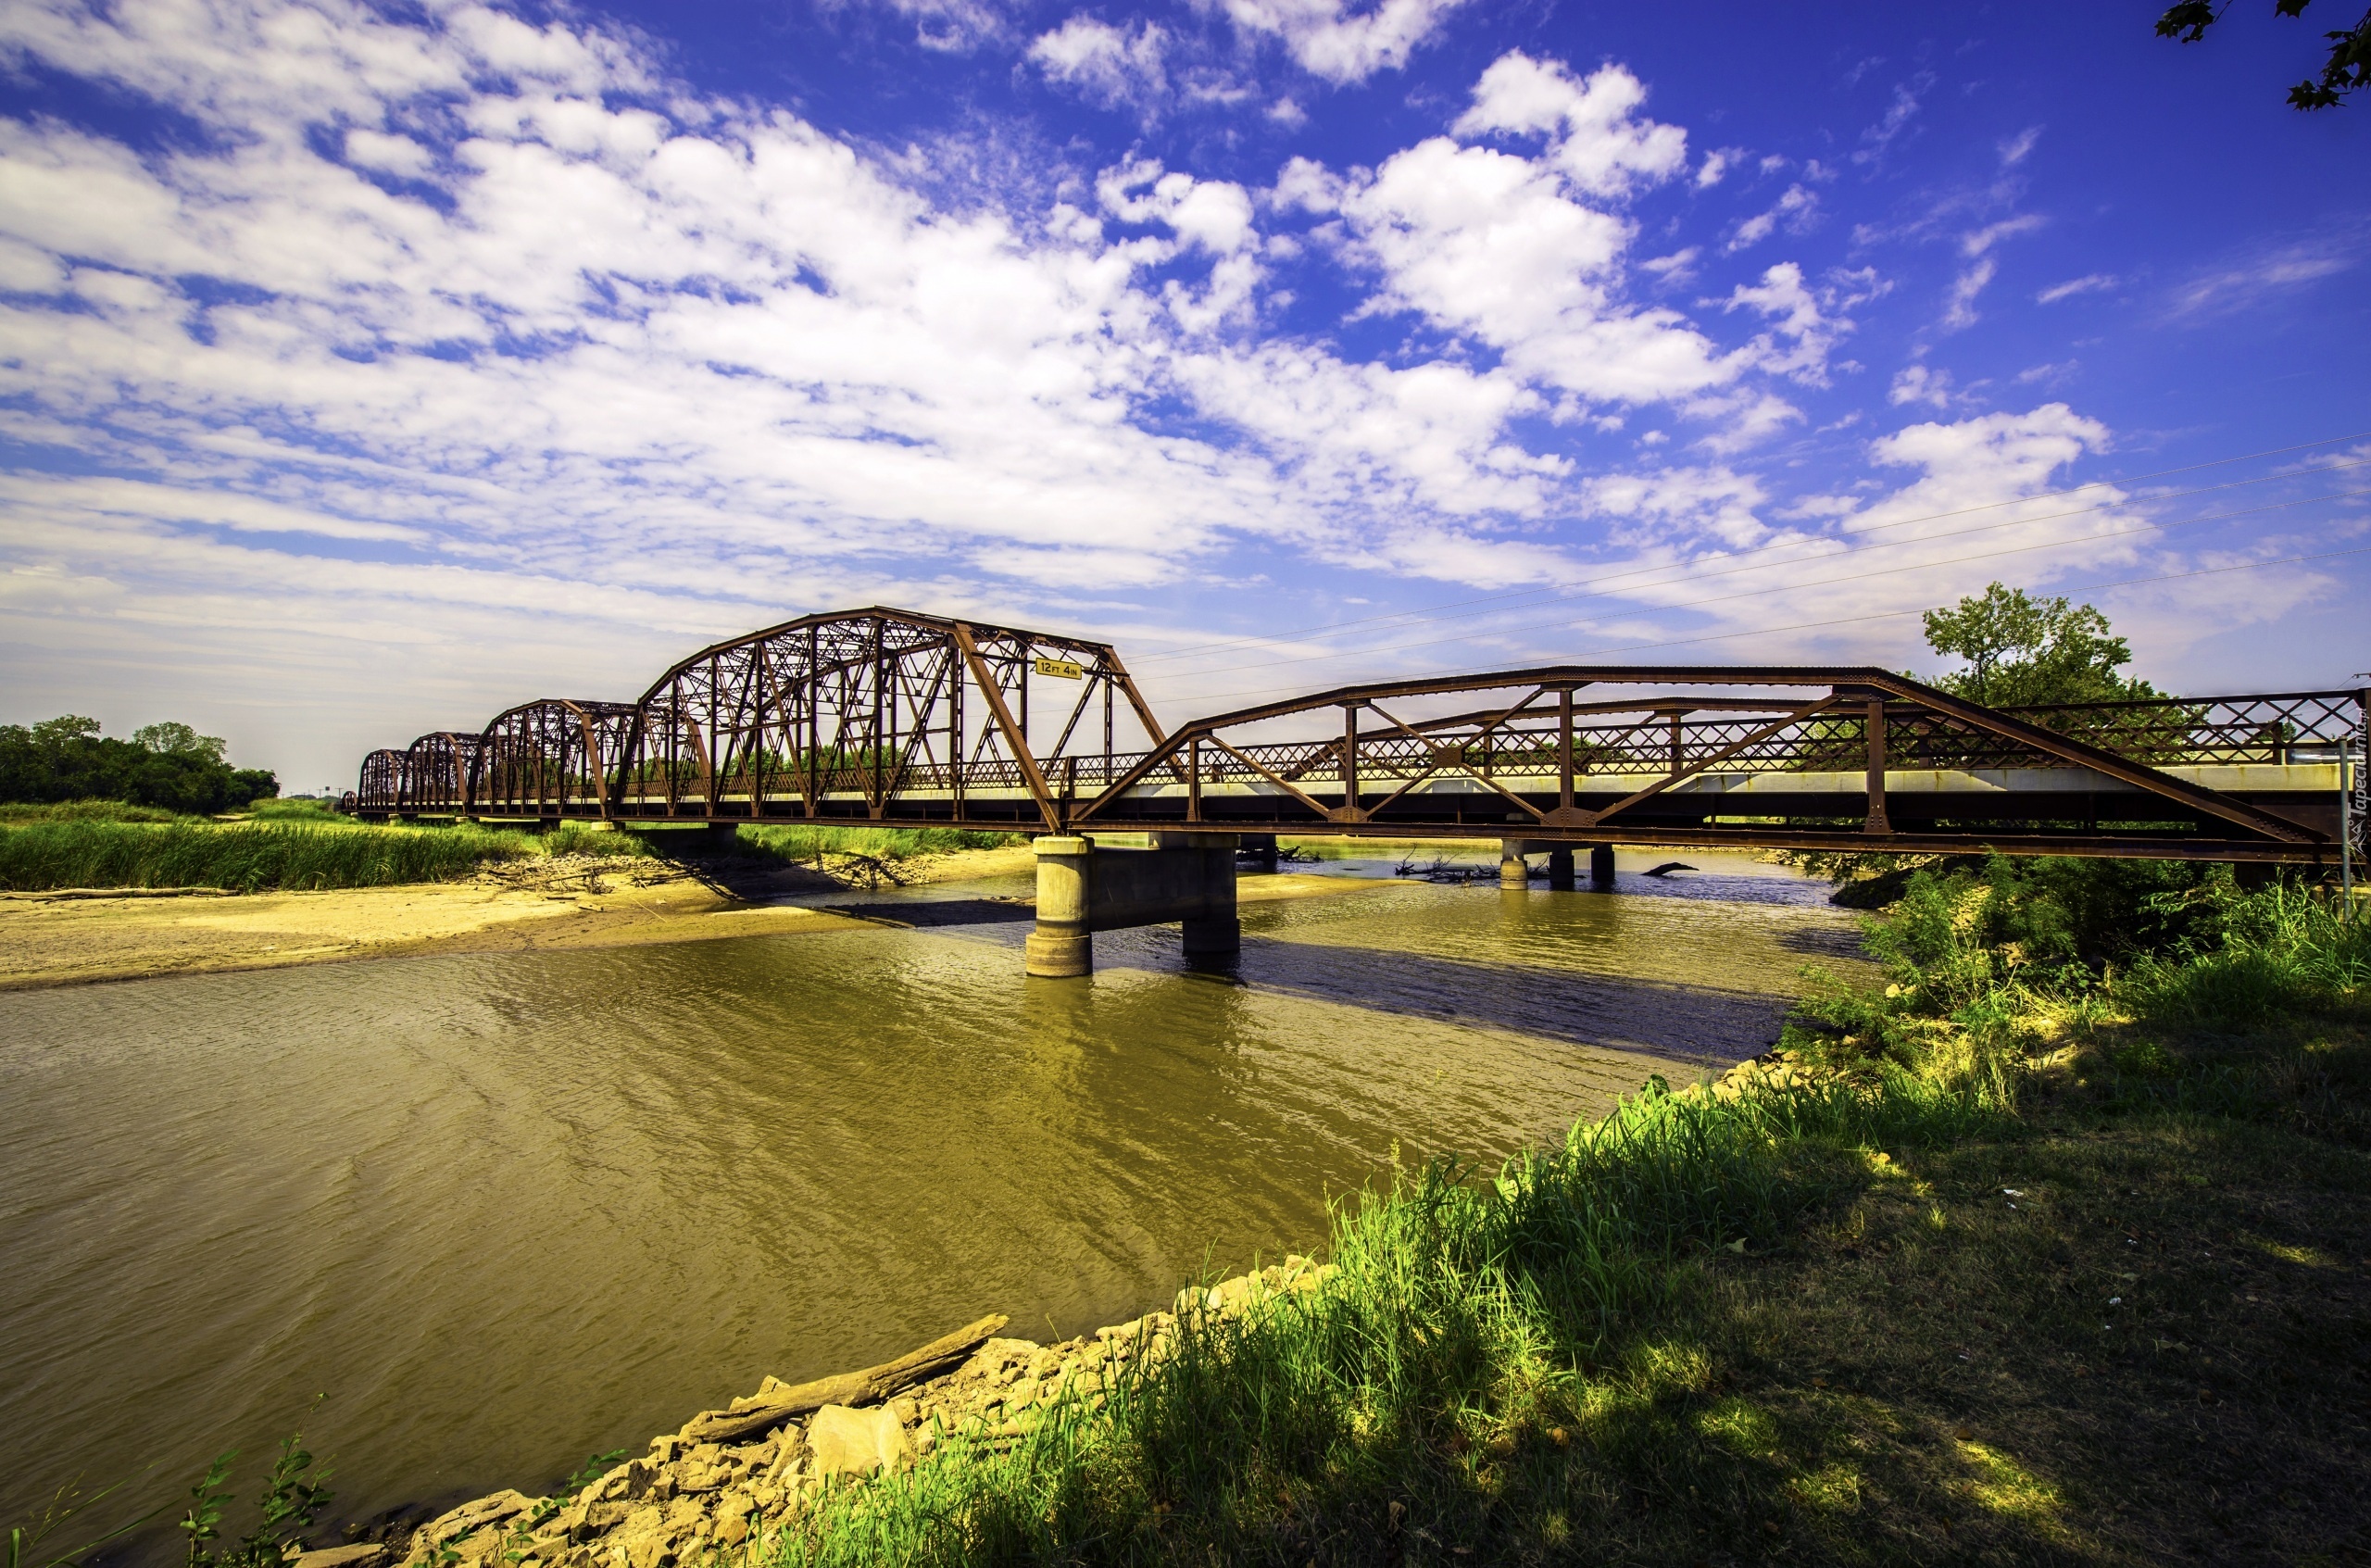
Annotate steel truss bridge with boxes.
[348,607,2369,867]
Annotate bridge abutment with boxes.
[1026,834,1241,978]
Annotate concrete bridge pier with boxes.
[1240,833,1280,873]
[1504,841,1612,890]
[1025,834,1241,978]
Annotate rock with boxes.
[605,1509,671,1568]
[402,1492,535,1565]
[978,1337,1038,1372]
[671,1461,727,1495]
[1206,1274,1261,1314]
[293,1546,388,1568]
[808,1404,912,1480]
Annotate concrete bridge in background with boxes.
[345,606,2367,975]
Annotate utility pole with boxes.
[2350,674,2369,915]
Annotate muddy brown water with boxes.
[0,850,1868,1553]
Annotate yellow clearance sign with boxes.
[1033,657,1085,680]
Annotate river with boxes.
[0,849,1868,1549]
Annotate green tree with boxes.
[132,721,229,763]
[2157,0,2371,108]
[1920,583,2159,708]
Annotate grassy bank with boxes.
[0,814,1022,893]
[733,824,1023,864]
[753,862,2369,1565]
[0,818,645,893]
[0,799,195,825]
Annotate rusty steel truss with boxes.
[1069,671,2364,863]
[350,607,2367,865]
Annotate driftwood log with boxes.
[676,1314,1009,1445]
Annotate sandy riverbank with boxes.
[0,847,1377,991]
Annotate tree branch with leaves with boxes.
[2157,0,2371,108]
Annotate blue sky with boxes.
[0,0,2365,790]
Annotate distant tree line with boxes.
[0,717,279,813]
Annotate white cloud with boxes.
[1941,212,2043,334]
[1962,215,2045,257]
[1723,261,1857,385]
[1725,183,1816,253]
[1941,256,1998,330]
[2038,272,2118,305]
[1851,78,1928,167]
[343,129,434,178]
[1098,158,1256,255]
[1583,465,1773,551]
[1450,52,1688,196]
[1301,53,1803,411]
[1218,0,1463,84]
[1688,391,1802,456]
[1028,15,1167,112]
[1337,133,1733,402]
[874,0,1012,52]
[1637,246,1699,285]
[1888,364,1954,409]
[1694,147,1736,189]
[2167,233,2360,318]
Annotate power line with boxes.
[1165,483,2371,684]
[1123,428,2371,664]
[1153,471,2371,679]
[1175,544,2371,709]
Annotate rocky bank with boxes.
[304,1257,1337,1568]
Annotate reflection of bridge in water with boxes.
[347,607,2365,974]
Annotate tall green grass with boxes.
[242,797,340,822]
[0,799,194,825]
[2125,882,2371,1026]
[0,820,648,893]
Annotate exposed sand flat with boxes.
[0,869,856,991]
[0,845,1377,991]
